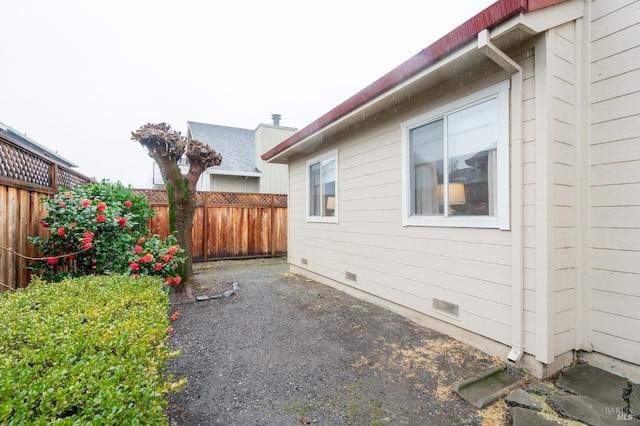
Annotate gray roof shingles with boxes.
[187,121,258,175]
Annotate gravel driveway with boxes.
[164,258,508,425]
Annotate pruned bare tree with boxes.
[131,123,222,296]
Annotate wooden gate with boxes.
[134,190,287,261]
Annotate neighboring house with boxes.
[263,0,640,380]
[155,115,295,193]
[0,121,77,168]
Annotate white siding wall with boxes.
[288,70,520,349]
[284,0,640,373]
[589,0,640,364]
[210,175,260,193]
[255,124,295,194]
[550,21,579,357]
[521,50,538,357]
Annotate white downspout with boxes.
[478,29,524,363]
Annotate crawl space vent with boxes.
[301,258,308,265]
[345,271,357,281]
[433,298,459,318]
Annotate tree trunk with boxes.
[131,124,221,300]
[153,154,210,296]
[153,155,198,295]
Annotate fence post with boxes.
[202,191,208,262]
[270,194,275,258]
[145,189,153,232]
[51,163,59,192]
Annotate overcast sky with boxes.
[1,0,495,188]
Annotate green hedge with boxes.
[0,275,180,425]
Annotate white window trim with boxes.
[306,149,338,223]
[401,80,510,230]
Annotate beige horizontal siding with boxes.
[591,249,640,275]
[591,269,640,297]
[555,330,577,355]
[591,228,640,251]
[591,183,640,206]
[588,0,640,366]
[547,22,579,356]
[591,69,640,103]
[554,269,576,293]
[591,115,639,144]
[591,206,640,228]
[591,22,640,63]
[591,161,640,185]
[287,69,518,346]
[591,138,640,164]
[591,91,640,124]
[590,0,640,41]
[521,51,539,352]
[591,0,637,20]
[591,45,640,83]
[591,331,640,366]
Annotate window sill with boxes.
[307,216,338,224]
[403,215,505,229]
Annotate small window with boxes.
[307,150,338,223]
[402,81,510,229]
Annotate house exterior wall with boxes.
[548,20,580,359]
[288,65,523,353]
[281,0,640,377]
[521,47,540,358]
[255,124,295,194]
[209,175,259,193]
[588,0,640,365]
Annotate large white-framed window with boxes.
[401,80,510,229]
[306,149,338,223]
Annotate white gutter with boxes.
[478,29,524,363]
[207,169,261,178]
[178,165,261,178]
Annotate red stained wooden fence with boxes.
[0,133,92,292]
[133,190,287,262]
[0,131,287,292]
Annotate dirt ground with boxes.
[165,258,512,425]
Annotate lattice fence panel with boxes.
[194,192,205,206]
[134,190,285,208]
[57,168,89,189]
[132,190,169,204]
[0,140,52,187]
[207,192,273,207]
[273,194,287,208]
[0,135,91,191]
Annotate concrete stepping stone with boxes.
[506,388,544,411]
[510,407,567,426]
[556,364,629,408]
[630,383,640,418]
[526,381,566,396]
[453,365,521,408]
[547,394,640,425]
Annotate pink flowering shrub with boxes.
[126,235,185,286]
[29,181,185,287]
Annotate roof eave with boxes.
[262,0,532,163]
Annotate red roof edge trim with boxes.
[529,0,567,11]
[262,0,529,161]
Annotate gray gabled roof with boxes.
[0,121,78,168]
[187,121,259,176]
